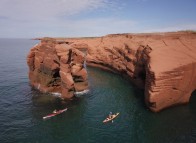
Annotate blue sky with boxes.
[0,0,196,38]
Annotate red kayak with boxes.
[43,108,67,119]
[103,113,119,123]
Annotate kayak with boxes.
[103,113,119,123]
[43,108,67,120]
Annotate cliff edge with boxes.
[27,32,196,112]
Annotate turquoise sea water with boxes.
[0,39,195,143]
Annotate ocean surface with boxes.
[0,39,195,143]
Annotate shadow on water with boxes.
[86,65,148,109]
[31,89,61,107]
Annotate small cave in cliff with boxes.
[133,64,147,88]
[51,68,61,86]
[53,69,60,78]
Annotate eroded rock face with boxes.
[27,38,88,99]
[63,32,196,112]
[27,32,196,112]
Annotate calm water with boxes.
[0,39,195,143]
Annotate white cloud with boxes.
[0,0,136,38]
[0,0,115,21]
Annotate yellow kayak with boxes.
[103,113,119,123]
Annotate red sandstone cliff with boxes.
[27,38,88,99]
[63,32,196,112]
[27,32,196,112]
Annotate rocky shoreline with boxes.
[27,32,196,112]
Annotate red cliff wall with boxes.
[64,32,196,112]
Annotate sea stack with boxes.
[27,38,88,99]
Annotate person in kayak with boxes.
[109,112,112,119]
[109,112,114,123]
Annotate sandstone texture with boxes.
[27,38,88,99]
[62,32,196,112]
[27,32,196,112]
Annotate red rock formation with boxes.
[27,32,196,112]
[63,32,196,112]
[27,38,88,99]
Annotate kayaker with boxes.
[109,112,112,119]
[109,112,114,123]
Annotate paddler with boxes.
[109,112,113,123]
[109,112,112,119]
